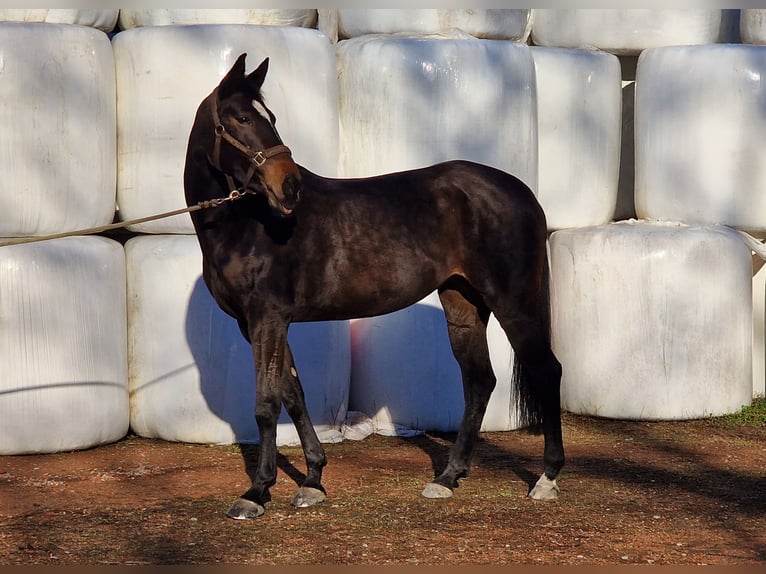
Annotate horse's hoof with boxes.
[226,497,266,520]
[528,473,560,501]
[421,482,453,499]
[291,487,326,508]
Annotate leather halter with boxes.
[209,88,293,193]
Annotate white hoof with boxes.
[528,474,560,501]
[226,498,265,519]
[421,482,453,499]
[291,486,326,508]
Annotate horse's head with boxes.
[208,53,302,217]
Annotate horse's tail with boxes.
[510,249,553,434]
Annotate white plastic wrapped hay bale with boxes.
[113,25,338,234]
[550,222,752,420]
[635,45,766,232]
[0,237,128,454]
[741,9,766,44]
[337,9,531,40]
[0,9,118,31]
[0,23,116,237]
[531,9,726,55]
[337,33,537,187]
[118,9,317,29]
[531,47,622,230]
[126,235,351,446]
[350,293,521,434]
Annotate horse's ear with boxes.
[218,53,248,98]
[246,57,269,92]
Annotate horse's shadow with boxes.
[409,432,540,490]
[186,276,539,493]
[185,276,349,443]
[238,444,307,487]
[238,432,540,496]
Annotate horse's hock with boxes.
[0,10,765,456]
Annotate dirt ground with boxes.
[0,410,764,566]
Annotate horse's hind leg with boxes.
[422,283,496,499]
[491,305,564,501]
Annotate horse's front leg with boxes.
[280,342,327,509]
[227,322,289,520]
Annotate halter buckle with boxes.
[252,151,267,167]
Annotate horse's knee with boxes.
[255,396,281,429]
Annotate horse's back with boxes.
[302,160,542,225]
[295,159,547,306]
[340,160,547,246]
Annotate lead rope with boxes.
[2,92,291,249]
[0,189,246,248]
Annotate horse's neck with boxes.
[185,147,230,204]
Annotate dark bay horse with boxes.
[184,53,564,519]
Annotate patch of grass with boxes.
[711,398,766,427]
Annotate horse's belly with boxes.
[297,261,446,322]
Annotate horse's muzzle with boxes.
[270,172,302,217]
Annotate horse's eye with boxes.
[236,116,251,125]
